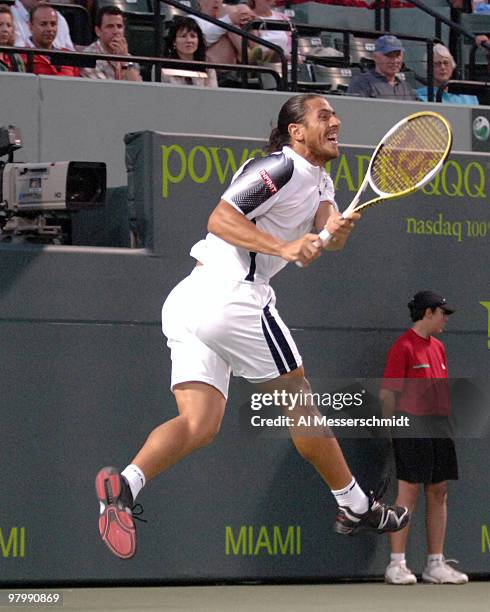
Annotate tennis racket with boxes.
[317,110,452,246]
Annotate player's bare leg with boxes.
[258,366,353,489]
[132,382,226,479]
[257,366,410,535]
[96,381,225,559]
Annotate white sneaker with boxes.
[422,558,469,584]
[385,561,417,585]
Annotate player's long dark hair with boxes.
[265,93,323,153]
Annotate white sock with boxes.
[428,553,443,564]
[121,464,146,501]
[391,553,406,564]
[332,477,369,514]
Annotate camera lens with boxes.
[66,162,106,207]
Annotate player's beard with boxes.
[310,140,339,166]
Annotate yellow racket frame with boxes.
[346,111,453,215]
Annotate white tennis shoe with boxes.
[422,558,469,584]
[384,560,417,585]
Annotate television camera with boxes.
[0,125,106,243]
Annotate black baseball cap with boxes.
[408,291,455,314]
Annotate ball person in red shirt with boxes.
[380,291,468,585]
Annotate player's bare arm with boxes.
[314,201,361,251]
[208,200,322,266]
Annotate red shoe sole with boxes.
[96,467,136,560]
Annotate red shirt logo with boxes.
[259,170,278,194]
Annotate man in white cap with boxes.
[347,34,416,100]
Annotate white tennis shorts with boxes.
[161,266,302,399]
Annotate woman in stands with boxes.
[416,43,479,105]
[161,17,218,88]
[247,0,292,62]
[0,6,25,72]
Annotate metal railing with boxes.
[469,43,490,80]
[241,19,297,90]
[294,25,442,100]
[157,0,288,88]
[436,78,490,105]
[0,45,283,89]
[373,0,490,64]
[4,0,487,96]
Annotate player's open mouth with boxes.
[327,134,338,144]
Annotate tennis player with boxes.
[96,93,410,559]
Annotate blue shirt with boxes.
[416,87,479,105]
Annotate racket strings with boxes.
[370,116,450,195]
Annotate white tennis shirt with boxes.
[190,145,337,284]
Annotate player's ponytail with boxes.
[266,127,286,153]
[265,93,323,153]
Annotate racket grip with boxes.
[317,228,331,246]
[295,231,331,267]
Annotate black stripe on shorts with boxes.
[261,316,287,375]
[262,303,298,373]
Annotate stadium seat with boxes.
[123,2,187,57]
[51,2,93,46]
[259,61,361,94]
[147,0,191,21]
[446,79,490,105]
[295,62,316,89]
[311,64,361,93]
[460,14,490,81]
[335,35,376,70]
[298,35,346,66]
[93,0,153,15]
[292,3,374,31]
[125,13,161,59]
[257,62,312,90]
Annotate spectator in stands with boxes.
[24,3,79,76]
[194,0,254,65]
[11,0,74,49]
[476,34,490,71]
[81,6,141,81]
[347,35,416,100]
[0,5,25,71]
[416,43,479,104]
[161,16,217,87]
[247,0,292,62]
